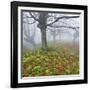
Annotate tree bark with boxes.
[37,12,48,50]
[41,29,47,50]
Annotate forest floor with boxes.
[22,42,79,77]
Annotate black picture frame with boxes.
[11,1,88,88]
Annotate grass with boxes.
[22,42,79,77]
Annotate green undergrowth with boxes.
[22,44,79,77]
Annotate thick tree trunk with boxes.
[41,29,47,50]
[37,12,48,50]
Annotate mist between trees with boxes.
[22,11,80,51]
[22,11,80,77]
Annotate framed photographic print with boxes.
[11,1,88,88]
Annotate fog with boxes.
[22,11,80,50]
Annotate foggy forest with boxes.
[22,10,80,77]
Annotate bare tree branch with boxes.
[47,16,80,26]
[23,12,37,24]
[29,12,39,21]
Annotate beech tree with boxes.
[23,11,80,50]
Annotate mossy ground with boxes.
[22,42,79,77]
